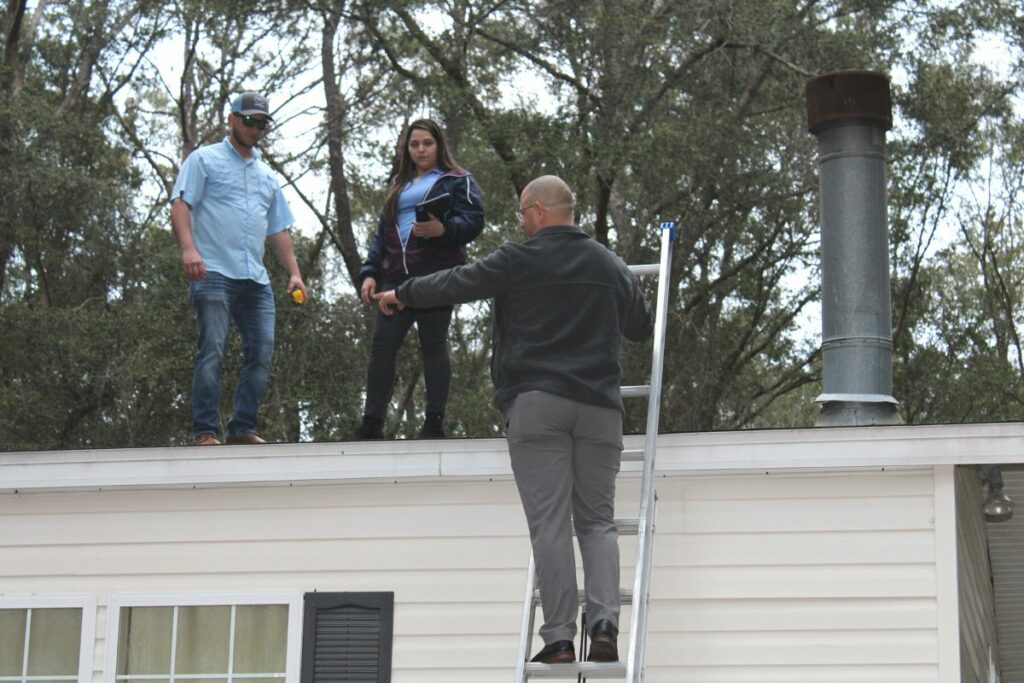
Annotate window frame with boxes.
[102,593,302,683]
[0,595,98,683]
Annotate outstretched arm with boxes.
[393,243,512,309]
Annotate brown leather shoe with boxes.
[587,619,618,662]
[194,433,221,446]
[225,433,268,445]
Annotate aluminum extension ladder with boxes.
[514,222,677,682]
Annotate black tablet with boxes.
[415,193,452,221]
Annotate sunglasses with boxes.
[239,115,270,131]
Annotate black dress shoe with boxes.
[587,619,618,662]
[530,640,575,663]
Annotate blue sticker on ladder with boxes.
[658,221,677,241]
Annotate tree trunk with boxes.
[593,172,613,245]
[0,0,27,299]
[321,5,363,287]
[2,0,26,89]
[178,18,199,159]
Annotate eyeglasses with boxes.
[515,203,537,222]
[239,115,270,131]
[516,200,576,222]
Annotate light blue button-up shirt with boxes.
[171,138,294,285]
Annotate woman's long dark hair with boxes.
[381,118,463,225]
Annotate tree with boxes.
[888,2,1024,424]
[2,0,1023,450]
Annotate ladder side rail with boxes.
[627,488,658,683]
[627,496,658,683]
[626,226,674,681]
[514,553,539,682]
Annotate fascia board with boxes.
[2,423,1022,493]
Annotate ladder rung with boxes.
[571,518,639,536]
[525,661,627,679]
[627,263,659,276]
[621,448,644,462]
[620,385,650,398]
[617,518,639,535]
[534,588,633,605]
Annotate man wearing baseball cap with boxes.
[170,91,308,446]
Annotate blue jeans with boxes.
[189,272,275,438]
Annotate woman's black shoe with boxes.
[530,639,575,663]
[417,412,446,438]
[350,415,384,440]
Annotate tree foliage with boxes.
[1,0,1023,450]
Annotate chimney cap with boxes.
[806,70,892,134]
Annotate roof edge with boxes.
[2,422,1022,494]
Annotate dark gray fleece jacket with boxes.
[395,225,653,412]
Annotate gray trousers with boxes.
[506,390,622,643]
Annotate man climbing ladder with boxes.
[373,175,672,680]
[514,219,676,681]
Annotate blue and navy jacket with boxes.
[359,169,484,285]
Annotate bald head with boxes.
[522,176,574,216]
[520,175,575,235]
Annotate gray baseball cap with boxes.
[231,91,273,120]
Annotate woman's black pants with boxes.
[363,300,453,420]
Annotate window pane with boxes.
[26,608,82,676]
[235,678,286,683]
[175,606,230,674]
[117,607,173,675]
[233,605,287,673]
[0,609,27,676]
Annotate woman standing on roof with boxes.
[353,119,485,440]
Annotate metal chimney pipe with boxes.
[806,71,901,426]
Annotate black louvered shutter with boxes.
[301,592,394,683]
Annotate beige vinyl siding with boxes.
[638,470,940,681]
[0,468,942,682]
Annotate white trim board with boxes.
[2,421,1022,493]
[0,594,98,683]
[933,465,961,683]
[102,592,302,683]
